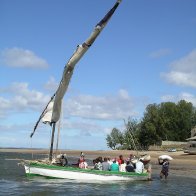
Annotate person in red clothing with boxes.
[77,152,85,166]
[117,155,124,165]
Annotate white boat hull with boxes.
[24,164,147,181]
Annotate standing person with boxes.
[142,159,152,180]
[102,157,110,171]
[158,158,169,179]
[77,152,85,166]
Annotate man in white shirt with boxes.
[135,159,144,174]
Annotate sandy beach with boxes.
[1,148,196,178]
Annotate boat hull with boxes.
[24,163,148,181]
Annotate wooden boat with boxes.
[22,0,148,181]
[24,161,148,181]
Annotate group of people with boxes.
[57,152,170,180]
[92,155,138,173]
[78,153,152,180]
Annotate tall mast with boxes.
[49,123,56,161]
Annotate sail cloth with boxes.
[30,0,122,137]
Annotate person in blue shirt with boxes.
[110,159,119,171]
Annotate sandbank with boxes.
[1,148,195,178]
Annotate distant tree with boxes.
[138,104,161,148]
[106,128,123,150]
[106,134,116,150]
[176,100,195,140]
[106,100,196,150]
[159,102,178,140]
[138,100,196,149]
[106,118,141,150]
[123,118,141,150]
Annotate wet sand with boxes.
[1,148,196,178]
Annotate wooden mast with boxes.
[49,122,56,161]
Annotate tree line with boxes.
[106,100,196,150]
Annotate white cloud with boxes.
[0,83,144,146]
[0,97,10,118]
[0,82,141,123]
[0,82,50,117]
[0,47,49,68]
[149,48,172,58]
[162,49,196,88]
[64,89,138,120]
[161,92,196,106]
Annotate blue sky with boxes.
[0,0,196,150]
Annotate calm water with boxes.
[0,152,195,196]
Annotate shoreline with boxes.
[1,148,196,179]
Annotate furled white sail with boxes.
[51,1,122,123]
[41,100,54,123]
[51,45,89,123]
[30,0,122,138]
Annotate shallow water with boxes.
[0,152,195,196]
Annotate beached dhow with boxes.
[22,0,148,181]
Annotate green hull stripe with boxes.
[28,162,148,177]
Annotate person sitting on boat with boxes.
[135,159,144,174]
[158,158,169,179]
[102,157,111,171]
[110,159,119,171]
[126,153,135,162]
[60,154,68,166]
[117,155,124,165]
[79,159,88,169]
[125,161,135,172]
[77,152,85,166]
[107,157,113,165]
[119,160,126,172]
[94,157,103,170]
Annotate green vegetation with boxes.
[106,100,196,150]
